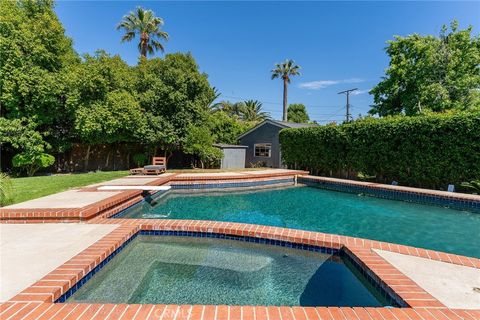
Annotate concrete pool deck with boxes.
[374,249,480,309]
[0,223,119,302]
[1,170,479,319]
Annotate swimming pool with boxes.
[119,186,480,258]
[67,236,390,306]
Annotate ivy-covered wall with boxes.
[280,112,480,189]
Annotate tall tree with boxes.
[65,51,142,170]
[0,0,79,151]
[287,103,310,123]
[117,7,168,58]
[271,60,301,121]
[241,100,270,122]
[207,111,253,144]
[370,21,480,116]
[135,53,216,156]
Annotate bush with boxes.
[12,153,55,177]
[280,112,480,189]
[133,153,148,167]
[0,173,13,206]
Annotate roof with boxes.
[213,143,248,149]
[268,119,317,129]
[237,119,316,139]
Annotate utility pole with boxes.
[338,88,357,122]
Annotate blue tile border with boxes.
[299,178,480,213]
[55,230,401,307]
[110,178,295,219]
[341,249,407,308]
[170,178,294,189]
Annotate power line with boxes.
[219,94,343,109]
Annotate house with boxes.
[238,119,315,168]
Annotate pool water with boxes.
[121,186,480,258]
[68,236,389,306]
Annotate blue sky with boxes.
[55,1,479,123]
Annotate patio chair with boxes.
[130,157,167,175]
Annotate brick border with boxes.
[300,176,480,212]
[0,171,307,223]
[5,221,469,306]
[2,220,480,319]
[2,302,480,320]
[2,172,480,320]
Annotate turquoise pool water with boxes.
[121,186,480,258]
[68,236,389,306]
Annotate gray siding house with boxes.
[238,119,314,168]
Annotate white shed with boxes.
[213,144,248,169]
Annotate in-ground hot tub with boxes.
[64,235,395,307]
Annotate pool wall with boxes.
[2,170,479,223]
[56,231,402,307]
[299,176,480,213]
[6,219,480,320]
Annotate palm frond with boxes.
[121,31,136,42]
[117,6,168,57]
[151,40,165,52]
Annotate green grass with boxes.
[9,171,129,205]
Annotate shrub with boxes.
[12,153,55,177]
[461,180,480,194]
[280,112,480,189]
[0,173,13,206]
[133,153,148,167]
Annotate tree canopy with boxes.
[287,104,310,123]
[0,0,256,172]
[0,0,79,151]
[370,21,480,116]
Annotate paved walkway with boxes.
[0,223,119,302]
[3,190,121,209]
[375,249,480,309]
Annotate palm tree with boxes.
[241,100,270,122]
[211,101,245,118]
[271,59,301,121]
[117,7,169,58]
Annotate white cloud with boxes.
[351,89,370,95]
[298,78,364,90]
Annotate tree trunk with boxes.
[84,145,91,172]
[105,149,110,170]
[140,33,148,57]
[283,78,288,121]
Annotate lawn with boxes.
[10,171,129,205]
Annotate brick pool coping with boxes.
[2,171,479,223]
[1,171,480,319]
[3,219,480,320]
[300,176,480,202]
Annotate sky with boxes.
[55,1,480,123]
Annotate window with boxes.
[254,143,271,157]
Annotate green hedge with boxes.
[280,112,480,188]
